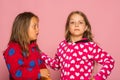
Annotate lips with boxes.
[36,33,39,36]
[74,29,80,31]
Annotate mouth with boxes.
[74,29,80,31]
[36,33,39,36]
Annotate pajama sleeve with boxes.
[38,54,47,69]
[3,45,41,80]
[41,52,60,70]
[91,43,115,80]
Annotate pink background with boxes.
[0,0,120,80]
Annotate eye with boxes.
[79,21,83,24]
[69,21,75,24]
[32,24,37,29]
[33,25,36,29]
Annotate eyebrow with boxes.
[70,19,84,21]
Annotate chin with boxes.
[30,38,37,41]
[33,39,37,41]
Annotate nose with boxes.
[75,22,79,27]
[36,26,39,33]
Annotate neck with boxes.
[70,35,83,43]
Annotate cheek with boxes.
[28,32,31,39]
[80,26,86,30]
[69,26,74,31]
[28,28,31,35]
[68,28,73,33]
[28,31,30,37]
[28,30,34,38]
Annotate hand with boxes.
[90,77,95,80]
[40,69,51,80]
[41,77,52,80]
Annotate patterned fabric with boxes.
[41,38,115,80]
[3,42,46,80]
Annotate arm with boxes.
[40,41,65,70]
[3,45,40,80]
[40,42,63,70]
[38,52,52,80]
[41,52,60,70]
[91,43,115,80]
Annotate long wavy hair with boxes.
[65,11,94,42]
[9,12,39,56]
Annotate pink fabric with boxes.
[41,39,115,80]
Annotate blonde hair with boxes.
[65,11,94,41]
[9,12,39,56]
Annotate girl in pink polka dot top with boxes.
[41,11,115,80]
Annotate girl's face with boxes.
[28,17,39,41]
[69,14,87,37]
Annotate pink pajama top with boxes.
[41,38,115,80]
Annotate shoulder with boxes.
[8,42,21,49]
[3,42,21,56]
[56,40,67,49]
[58,40,66,46]
[87,42,102,53]
[88,41,101,48]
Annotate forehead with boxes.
[70,13,84,21]
[30,16,39,22]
